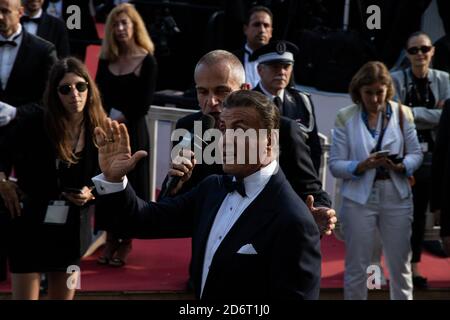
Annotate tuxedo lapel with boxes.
[191,177,228,296]
[5,31,30,93]
[202,171,284,293]
[36,13,50,39]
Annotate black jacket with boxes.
[0,29,57,107]
[96,169,321,300]
[160,111,331,208]
[21,12,70,58]
[254,84,322,173]
[432,100,450,237]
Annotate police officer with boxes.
[251,41,322,173]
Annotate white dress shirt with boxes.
[259,82,284,103]
[92,173,129,195]
[200,160,278,297]
[0,24,23,90]
[22,9,43,36]
[244,44,260,89]
[91,160,278,297]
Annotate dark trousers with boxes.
[0,209,10,281]
[411,174,431,263]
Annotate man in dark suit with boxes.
[0,0,57,107]
[432,99,450,256]
[162,50,335,234]
[21,0,70,58]
[252,41,322,173]
[93,90,322,300]
[0,0,56,283]
[233,6,273,89]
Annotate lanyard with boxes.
[362,103,392,152]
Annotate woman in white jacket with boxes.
[329,61,423,300]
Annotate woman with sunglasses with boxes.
[95,3,157,268]
[391,31,450,289]
[0,57,106,299]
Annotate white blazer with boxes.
[329,101,423,205]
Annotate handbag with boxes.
[398,103,416,186]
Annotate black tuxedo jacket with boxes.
[432,101,450,237]
[254,84,322,173]
[21,12,70,58]
[0,29,57,107]
[96,168,321,300]
[161,111,331,208]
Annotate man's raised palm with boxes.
[94,119,147,182]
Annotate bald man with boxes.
[0,0,57,283]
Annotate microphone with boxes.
[159,114,215,199]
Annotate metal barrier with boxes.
[318,132,330,190]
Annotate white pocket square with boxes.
[237,243,258,255]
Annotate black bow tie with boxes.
[223,175,247,197]
[0,40,17,47]
[21,16,41,24]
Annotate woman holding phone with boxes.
[0,57,106,299]
[329,61,423,300]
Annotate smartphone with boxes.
[388,154,403,164]
[63,187,83,194]
[374,150,390,157]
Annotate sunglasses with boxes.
[58,82,88,95]
[406,45,432,55]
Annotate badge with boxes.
[276,41,286,54]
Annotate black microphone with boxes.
[159,114,215,199]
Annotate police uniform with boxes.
[251,41,322,173]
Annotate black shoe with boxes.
[412,275,428,289]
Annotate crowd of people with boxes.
[0,0,449,301]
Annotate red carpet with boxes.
[1,235,449,292]
[320,235,450,288]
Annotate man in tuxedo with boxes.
[252,41,322,173]
[0,0,56,283]
[162,50,335,235]
[233,5,273,89]
[21,0,70,57]
[93,90,322,300]
[0,0,57,107]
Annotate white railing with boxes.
[146,105,198,201]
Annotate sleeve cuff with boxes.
[348,161,362,179]
[404,163,413,177]
[92,173,128,195]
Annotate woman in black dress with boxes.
[95,3,157,267]
[0,57,106,299]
